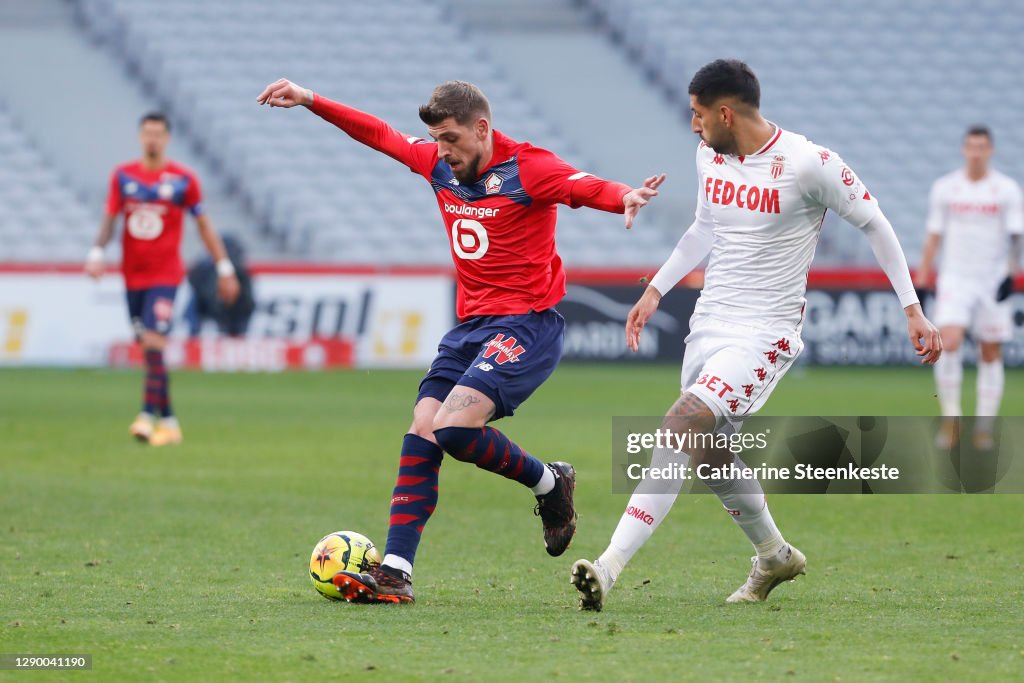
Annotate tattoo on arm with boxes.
[442,391,481,414]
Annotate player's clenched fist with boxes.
[626,285,662,352]
[256,79,313,108]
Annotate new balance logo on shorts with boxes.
[474,362,494,372]
[482,334,525,364]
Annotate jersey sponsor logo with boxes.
[451,219,489,260]
[626,505,655,526]
[481,333,525,364]
[704,177,781,214]
[444,203,501,219]
[950,202,1000,215]
[126,206,164,240]
[841,167,855,186]
[484,173,503,195]
[770,155,785,180]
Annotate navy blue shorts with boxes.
[126,285,178,338]
[417,309,565,420]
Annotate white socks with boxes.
[530,465,556,496]
[976,359,1004,433]
[934,347,963,416]
[598,445,686,579]
[976,359,1004,416]
[935,348,1004,427]
[702,456,786,560]
[382,554,412,576]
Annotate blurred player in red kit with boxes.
[86,113,240,446]
[258,77,664,603]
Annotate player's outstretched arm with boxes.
[257,79,434,175]
[85,213,117,280]
[196,214,240,305]
[623,174,667,229]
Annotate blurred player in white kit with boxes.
[571,59,942,611]
[916,125,1023,450]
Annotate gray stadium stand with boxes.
[581,0,1024,264]
[0,104,97,261]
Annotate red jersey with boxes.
[310,95,631,318]
[105,160,203,289]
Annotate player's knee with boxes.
[140,330,167,351]
[979,343,1002,363]
[409,399,442,442]
[939,327,964,352]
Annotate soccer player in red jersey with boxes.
[85,113,240,446]
[257,78,664,603]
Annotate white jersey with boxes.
[693,127,880,333]
[926,168,1023,281]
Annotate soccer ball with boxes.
[309,531,381,600]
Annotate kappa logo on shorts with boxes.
[754,367,768,381]
[772,338,791,353]
[763,349,779,365]
[742,383,754,398]
[727,398,740,413]
[482,334,525,365]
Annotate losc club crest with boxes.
[484,172,503,195]
[770,155,785,180]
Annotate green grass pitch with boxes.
[1,365,1022,681]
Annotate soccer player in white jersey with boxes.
[915,126,1023,450]
[571,59,942,610]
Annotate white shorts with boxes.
[680,316,803,428]
[934,275,1011,342]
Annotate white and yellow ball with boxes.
[309,531,381,600]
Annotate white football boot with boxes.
[571,558,615,612]
[727,544,807,603]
